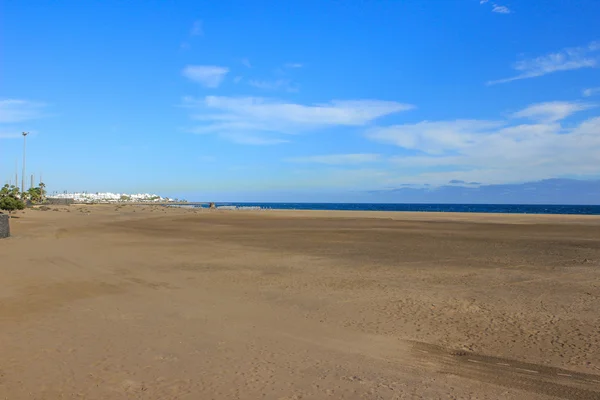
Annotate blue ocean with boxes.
[181,203,600,215]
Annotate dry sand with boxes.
[1,205,600,399]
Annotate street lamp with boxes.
[22,132,29,194]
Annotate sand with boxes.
[1,205,599,399]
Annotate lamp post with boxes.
[21,132,29,194]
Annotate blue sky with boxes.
[2,0,600,202]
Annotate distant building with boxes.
[48,192,176,204]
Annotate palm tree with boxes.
[1,184,21,199]
[39,182,46,201]
[27,187,42,203]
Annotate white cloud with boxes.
[512,101,595,122]
[479,0,510,14]
[284,63,303,68]
[200,96,413,126]
[367,102,600,185]
[248,79,299,92]
[367,120,503,154]
[492,4,511,14]
[241,58,252,68]
[583,87,600,97]
[186,96,412,129]
[287,154,381,165]
[0,100,46,142]
[182,65,229,88]
[182,95,413,144]
[190,20,203,36]
[0,132,22,139]
[0,99,45,123]
[233,76,243,84]
[488,41,600,85]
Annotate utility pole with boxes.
[31,174,34,190]
[21,132,29,194]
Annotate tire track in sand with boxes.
[412,342,600,400]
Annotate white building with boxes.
[48,192,178,203]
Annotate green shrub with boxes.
[0,184,26,213]
[0,196,25,213]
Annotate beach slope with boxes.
[1,205,599,399]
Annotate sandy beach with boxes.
[1,205,600,399]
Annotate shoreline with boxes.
[58,200,600,217]
[257,208,600,224]
[166,202,600,217]
[57,203,600,224]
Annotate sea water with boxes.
[178,203,600,215]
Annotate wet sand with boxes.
[1,205,600,399]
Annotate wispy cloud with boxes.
[287,154,381,165]
[512,101,595,122]
[241,58,252,68]
[480,0,511,14]
[0,99,46,141]
[583,87,600,97]
[0,132,23,139]
[367,120,503,154]
[190,20,203,36]
[182,65,229,88]
[199,96,413,127]
[248,79,299,92]
[182,96,414,144]
[488,41,600,85]
[180,20,203,50]
[492,4,511,14]
[367,100,600,185]
[247,62,303,92]
[0,99,46,123]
